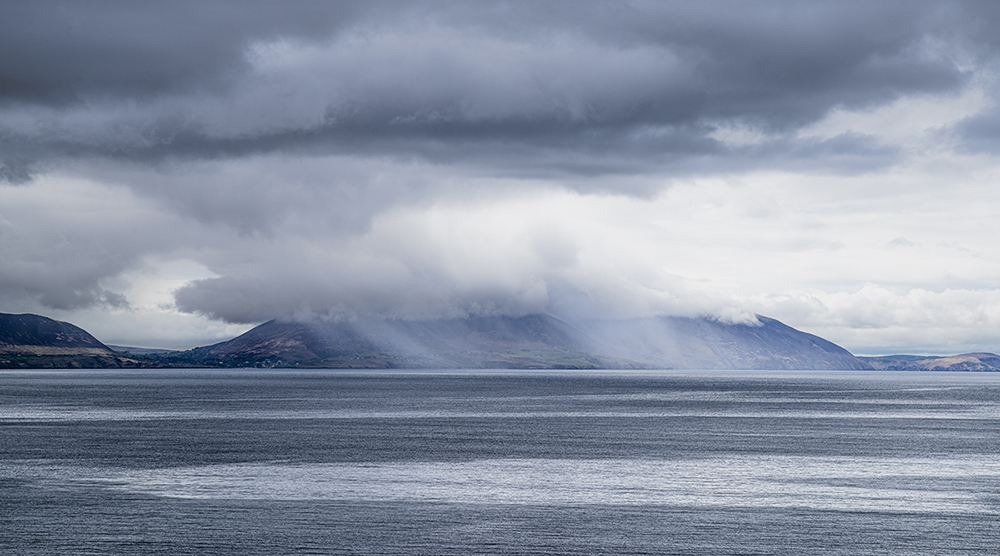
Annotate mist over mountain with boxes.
[179,314,614,369]
[577,315,869,370]
[8,309,999,371]
[176,313,873,370]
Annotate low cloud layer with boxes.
[3,1,1000,352]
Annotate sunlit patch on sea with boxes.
[17,455,997,514]
[2,369,999,555]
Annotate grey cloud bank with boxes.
[0,1,977,178]
[2,1,1000,353]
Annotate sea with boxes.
[1,369,998,555]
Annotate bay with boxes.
[2,369,999,555]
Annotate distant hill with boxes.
[577,315,871,370]
[858,353,1000,371]
[176,314,616,369]
[0,312,172,369]
[0,313,111,356]
[173,313,873,370]
[107,345,181,357]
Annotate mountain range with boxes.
[4,310,997,370]
[176,313,872,369]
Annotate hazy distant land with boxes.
[2,311,997,371]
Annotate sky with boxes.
[3,1,1000,354]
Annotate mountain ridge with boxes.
[172,313,873,370]
[577,315,870,370]
[3,310,999,370]
[178,314,622,369]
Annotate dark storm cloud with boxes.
[0,0,365,101]
[0,0,985,181]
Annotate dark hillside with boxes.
[0,313,112,355]
[178,314,609,369]
[0,312,183,368]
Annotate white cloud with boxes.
[748,286,1000,354]
[8,148,1000,353]
[798,86,990,150]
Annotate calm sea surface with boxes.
[2,369,999,555]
